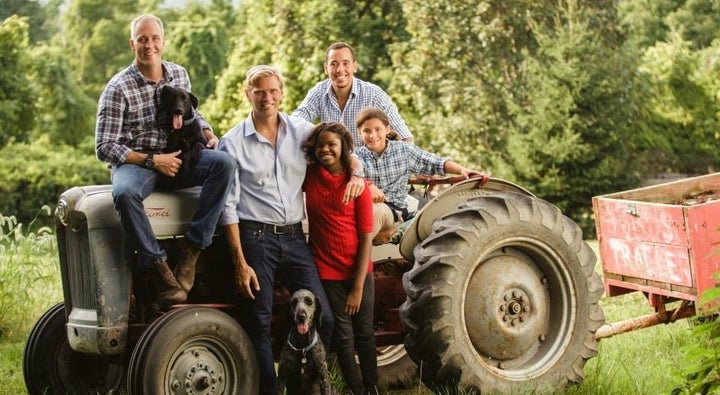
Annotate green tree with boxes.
[637,33,720,173]
[0,135,109,225]
[0,0,59,43]
[617,0,684,49]
[388,1,556,169]
[29,44,96,146]
[161,0,237,102]
[505,1,641,233]
[0,15,36,147]
[205,0,407,133]
[666,0,720,49]
[388,0,638,233]
[61,0,160,99]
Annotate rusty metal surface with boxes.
[595,300,695,339]
[593,172,720,309]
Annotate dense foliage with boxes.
[1,0,720,230]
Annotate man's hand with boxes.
[235,261,259,300]
[369,184,386,203]
[204,129,219,149]
[206,137,219,149]
[343,176,366,204]
[153,150,183,177]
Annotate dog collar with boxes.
[183,114,196,126]
[286,331,319,355]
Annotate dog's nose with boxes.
[297,312,307,322]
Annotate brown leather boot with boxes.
[175,238,202,292]
[150,258,187,306]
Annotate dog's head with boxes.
[288,289,322,336]
[158,85,198,131]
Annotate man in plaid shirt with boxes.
[95,14,236,307]
[293,42,414,147]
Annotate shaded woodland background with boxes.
[2,0,720,235]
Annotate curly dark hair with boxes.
[303,122,355,170]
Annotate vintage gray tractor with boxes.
[22,174,605,394]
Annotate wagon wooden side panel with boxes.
[593,172,720,311]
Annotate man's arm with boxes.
[342,154,365,204]
[223,223,259,299]
[292,83,322,122]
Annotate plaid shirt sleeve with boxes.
[407,143,447,175]
[292,81,324,123]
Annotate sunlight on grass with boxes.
[0,210,63,343]
[0,235,704,394]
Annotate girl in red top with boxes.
[303,122,377,394]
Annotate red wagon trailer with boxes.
[592,172,720,338]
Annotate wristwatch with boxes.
[144,153,155,169]
[352,169,365,178]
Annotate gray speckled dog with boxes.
[276,289,334,395]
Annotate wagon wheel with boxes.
[400,192,605,393]
[23,302,126,395]
[127,306,258,394]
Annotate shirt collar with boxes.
[242,112,289,137]
[323,77,357,99]
[130,61,172,85]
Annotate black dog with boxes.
[276,289,334,395]
[157,85,207,175]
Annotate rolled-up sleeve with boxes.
[218,136,240,226]
[95,84,131,165]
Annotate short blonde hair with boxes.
[245,65,285,92]
[130,14,164,41]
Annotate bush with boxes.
[0,135,109,226]
[673,276,720,394]
[0,209,62,342]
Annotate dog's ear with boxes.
[160,85,172,104]
[314,294,323,328]
[189,91,199,109]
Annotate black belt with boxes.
[238,220,303,235]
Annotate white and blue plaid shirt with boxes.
[357,140,446,209]
[293,77,413,147]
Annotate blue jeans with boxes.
[111,149,236,265]
[239,227,334,395]
[323,275,377,395]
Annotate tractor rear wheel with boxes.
[401,192,605,393]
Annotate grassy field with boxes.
[0,225,700,394]
[0,293,694,395]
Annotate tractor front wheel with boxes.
[127,306,258,394]
[23,303,126,394]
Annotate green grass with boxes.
[0,230,701,394]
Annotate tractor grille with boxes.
[57,223,97,310]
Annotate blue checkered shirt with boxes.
[292,77,413,147]
[95,61,211,166]
[357,141,446,209]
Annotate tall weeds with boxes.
[673,275,720,395]
[0,207,61,342]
